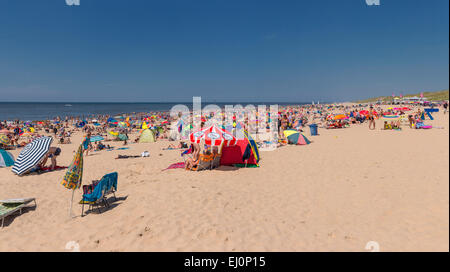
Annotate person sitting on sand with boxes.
[389,121,396,130]
[383,121,391,130]
[38,147,61,171]
[185,143,200,170]
[64,137,71,144]
[95,141,107,151]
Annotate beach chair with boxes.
[80,172,118,216]
[212,154,222,169]
[192,154,214,171]
[0,198,36,228]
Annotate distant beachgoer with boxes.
[368,106,376,130]
[167,141,188,149]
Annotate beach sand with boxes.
[0,111,448,252]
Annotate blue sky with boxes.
[0,0,448,102]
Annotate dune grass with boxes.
[355,90,449,103]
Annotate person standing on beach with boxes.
[443,101,448,114]
[82,132,92,156]
[368,106,376,130]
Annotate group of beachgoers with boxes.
[1,101,448,173]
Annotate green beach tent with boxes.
[139,129,156,143]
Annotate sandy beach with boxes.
[1,107,448,252]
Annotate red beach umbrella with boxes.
[189,125,237,147]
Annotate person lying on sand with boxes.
[166,141,188,149]
[95,141,110,151]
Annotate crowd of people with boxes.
[1,100,449,174]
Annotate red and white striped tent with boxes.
[189,125,237,146]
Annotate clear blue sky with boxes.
[0,0,448,102]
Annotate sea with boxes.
[0,102,313,121]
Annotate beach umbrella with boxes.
[333,114,348,120]
[11,136,53,176]
[90,136,104,142]
[382,115,400,120]
[359,110,369,115]
[61,144,84,218]
[190,125,237,146]
[0,134,10,145]
[142,122,149,129]
[0,149,15,168]
[283,130,311,145]
[76,121,86,128]
[24,127,35,133]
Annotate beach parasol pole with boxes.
[69,189,75,218]
[62,144,84,219]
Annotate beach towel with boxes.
[39,166,68,172]
[162,162,185,171]
[115,154,141,159]
[234,163,259,168]
[181,148,192,156]
[106,147,129,151]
